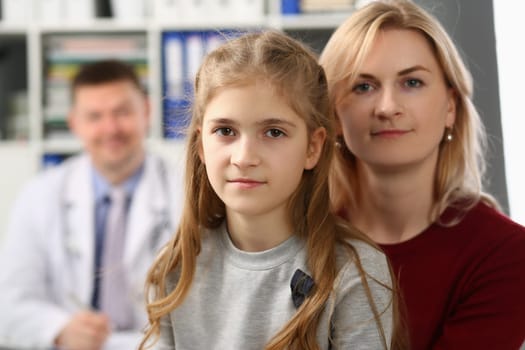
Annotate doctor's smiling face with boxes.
[69,79,150,182]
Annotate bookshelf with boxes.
[0,0,354,239]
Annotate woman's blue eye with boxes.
[214,127,234,136]
[353,83,373,93]
[405,79,423,88]
[265,129,285,138]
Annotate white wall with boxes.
[493,1,525,225]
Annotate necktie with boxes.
[100,186,134,330]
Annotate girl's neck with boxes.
[350,161,436,244]
[225,209,293,252]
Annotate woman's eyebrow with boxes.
[398,65,431,76]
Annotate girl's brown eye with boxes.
[214,127,234,136]
[265,129,285,138]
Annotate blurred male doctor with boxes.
[0,60,182,350]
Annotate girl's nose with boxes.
[231,136,261,168]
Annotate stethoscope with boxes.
[60,157,174,306]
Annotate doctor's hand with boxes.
[54,310,111,350]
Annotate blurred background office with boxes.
[0,0,523,244]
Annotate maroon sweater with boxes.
[380,202,525,349]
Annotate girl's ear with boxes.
[304,127,327,170]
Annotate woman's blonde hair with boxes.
[320,0,499,224]
[140,30,394,349]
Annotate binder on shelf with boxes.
[185,32,206,89]
[42,153,72,169]
[161,30,247,139]
[281,0,300,14]
[163,32,186,100]
[162,31,192,139]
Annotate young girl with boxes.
[139,31,395,350]
[320,1,525,349]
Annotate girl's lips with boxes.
[228,179,266,189]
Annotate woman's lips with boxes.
[371,129,411,137]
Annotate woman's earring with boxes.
[335,135,354,159]
[445,128,453,142]
[335,134,344,149]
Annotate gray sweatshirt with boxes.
[152,223,393,349]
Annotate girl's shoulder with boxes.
[334,239,392,292]
[330,239,394,337]
[335,238,388,268]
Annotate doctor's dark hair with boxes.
[319,0,499,225]
[70,59,144,101]
[140,31,394,349]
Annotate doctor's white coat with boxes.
[0,153,183,349]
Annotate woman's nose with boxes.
[375,87,402,119]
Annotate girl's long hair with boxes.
[320,0,500,226]
[140,30,396,350]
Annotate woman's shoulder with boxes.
[443,201,525,269]
[460,201,525,241]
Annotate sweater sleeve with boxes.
[146,314,176,350]
[149,275,177,350]
[432,227,525,350]
[331,243,394,350]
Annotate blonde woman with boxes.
[320,1,525,349]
